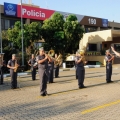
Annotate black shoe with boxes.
[79,86,87,89]
[41,93,46,97]
[107,81,113,83]
[110,80,114,83]
[49,82,54,83]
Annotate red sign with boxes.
[17,5,55,20]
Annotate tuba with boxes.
[14,60,19,72]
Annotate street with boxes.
[0,66,120,120]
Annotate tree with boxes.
[7,21,42,55]
[42,13,84,54]
[1,30,15,63]
[63,14,85,53]
[41,12,65,53]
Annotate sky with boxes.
[0,0,119,22]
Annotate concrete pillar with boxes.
[25,19,30,24]
[97,43,101,51]
[97,27,100,31]
[82,25,85,30]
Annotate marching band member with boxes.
[36,47,52,96]
[54,54,59,78]
[7,54,19,89]
[0,60,6,85]
[75,51,87,89]
[75,52,79,79]
[48,56,54,83]
[105,50,114,83]
[28,54,37,81]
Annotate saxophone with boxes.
[80,50,87,65]
[54,54,63,66]
[14,60,19,72]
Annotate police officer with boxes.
[105,50,114,83]
[75,53,86,89]
[36,47,52,96]
[54,54,59,78]
[75,52,79,79]
[0,60,6,85]
[7,54,19,89]
[28,54,37,80]
[48,57,54,83]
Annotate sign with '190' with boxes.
[88,18,96,25]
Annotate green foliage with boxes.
[7,21,42,50]
[42,12,65,52]
[66,14,77,21]
[2,30,10,47]
[42,13,84,53]
[63,20,85,51]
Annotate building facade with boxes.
[0,2,120,32]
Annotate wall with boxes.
[85,55,106,65]
[102,37,120,49]
[79,30,112,51]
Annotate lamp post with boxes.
[21,0,24,66]
[0,8,2,53]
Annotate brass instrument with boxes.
[14,60,19,72]
[48,49,55,57]
[54,54,63,66]
[79,50,87,65]
[0,53,4,67]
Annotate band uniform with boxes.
[75,53,86,89]
[48,57,54,83]
[7,54,19,89]
[75,52,79,79]
[0,60,6,85]
[54,54,59,78]
[28,54,37,80]
[105,50,114,83]
[36,47,52,96]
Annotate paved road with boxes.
[1,67,120,120]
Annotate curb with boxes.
[3,65,103,78]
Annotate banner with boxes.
[17,5,55,20]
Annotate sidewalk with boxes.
[3,64,120,78]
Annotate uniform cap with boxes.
[106,49,110,53]
[12,54,16,57]
[39,47,44,51]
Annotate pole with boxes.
[0,10,2,53]
[21,0,24,66]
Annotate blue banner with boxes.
[4,2,17,17]
[102,19,108,27]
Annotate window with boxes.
[114,27,120,30]
[88,44,97,51]
[114,44,120,51]
[34,42,42,48]
[1,19,4,30]
[104,44,107,49]
[85,26,97,33]
[5,19,10,29]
